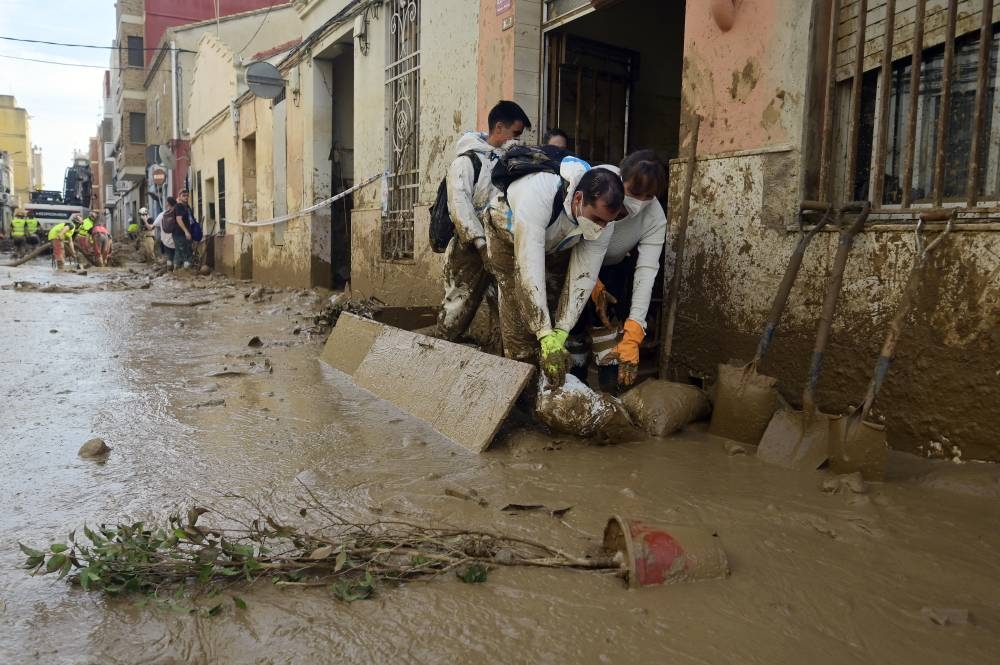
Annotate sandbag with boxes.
[621,379,711,438]
[535,374,618,437]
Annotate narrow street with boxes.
[1,255,998,664]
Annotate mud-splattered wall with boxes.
[350,0,480,303]
[675,0,1000,460]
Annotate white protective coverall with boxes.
[485,156,613,363]
[436,132,502,341]
[600,165,668,330]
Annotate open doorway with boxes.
[328,48,354,291]
[542,0,686,358]
[543,0,686,164]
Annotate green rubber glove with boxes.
[539,329,571,388]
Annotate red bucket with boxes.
[603,516,729,588]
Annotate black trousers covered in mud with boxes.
[484,207,571,365]
[435,236,496,342]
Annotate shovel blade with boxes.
[757,409,831,470]
[709,363,779,445]
[829,415,888,480]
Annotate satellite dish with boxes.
[159,143,176,169]
[245,61,284,99]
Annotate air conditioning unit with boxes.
[105,184,114,203]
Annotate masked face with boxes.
[572,196,609,241]
[623,196,653,217]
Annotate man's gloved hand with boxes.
[591,280,619,328]
[605,319,645,387]
[539,329,570,388]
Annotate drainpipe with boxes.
[170,40,179,196]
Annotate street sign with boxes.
[245,61,284,99]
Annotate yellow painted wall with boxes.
[0,96,32,210]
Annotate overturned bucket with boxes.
[602,516,729,588]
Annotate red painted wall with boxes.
[144,0,286,65]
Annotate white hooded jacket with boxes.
[446,132,501,245]
[498,156,614,339]
[600,166,668,329]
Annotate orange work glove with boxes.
[606,319,645,387]
[590,279,619,329]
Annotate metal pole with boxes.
[844,0,869,199]
[932,0,958,207]
[818,0,842,202]
[901,0,926,207]
[871,0,896,206]
[169,40,179,197]
[660,114,700,379]
[966,0,994,206]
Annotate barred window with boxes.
[827,0,1000,212]
[383,0,420,261]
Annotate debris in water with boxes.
[247,336,263,347]
[921,607,971,626]
[188,398,226,409]
[724,442,748,456]
[78,438,110,458]
[821,472,867,495]
[444,488,488,506]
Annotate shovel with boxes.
[709,201,834,444]
[757,201,871,470]
[829,209,956,479]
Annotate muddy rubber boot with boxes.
[597,364,619,395]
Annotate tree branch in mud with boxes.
[18,492,620,608]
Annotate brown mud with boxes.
[1,254,999,664]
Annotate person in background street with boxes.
[543,128,570,150]
[25,213,40,246]
[138,207,155,262]
[126,214,139,241]
[485,158,624,387]
[48,218,77,270]
[10,210,26,257]
[75,211,96,264]
[436,100,531,343]
[91,222,113,267]
[172,190,194,269]
[575,151,668,391]
[154,197,176,266]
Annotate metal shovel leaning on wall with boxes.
[828,208,956,480]
[709,201,834,445]
[756,200,872,470]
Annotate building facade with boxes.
[0,95,34,212]
[186,0,1000,461]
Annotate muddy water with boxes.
[1,257,999,664]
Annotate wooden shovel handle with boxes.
[803,201,871,413]
[856,209,955,419]
[752,203,833,363]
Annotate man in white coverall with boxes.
[485,157,624,387]
[437,100,532,341]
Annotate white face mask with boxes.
[624,196,652,217]
[573,199,607,241]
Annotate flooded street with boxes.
[1,256,999,664]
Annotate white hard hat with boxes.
[139,207,149,215]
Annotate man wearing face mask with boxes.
[485,157,624,388]
[585,151,668,390]
[437,100,531,343]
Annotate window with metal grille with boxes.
[383,0,420,261]
[825,0,1000,215]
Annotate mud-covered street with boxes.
[0,255,996,664]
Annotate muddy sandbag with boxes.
[708,363,778,444]
[621,379,711,438]
[535,374,619,437]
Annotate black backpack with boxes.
[429,150,482,253]
[492,144,571,228]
